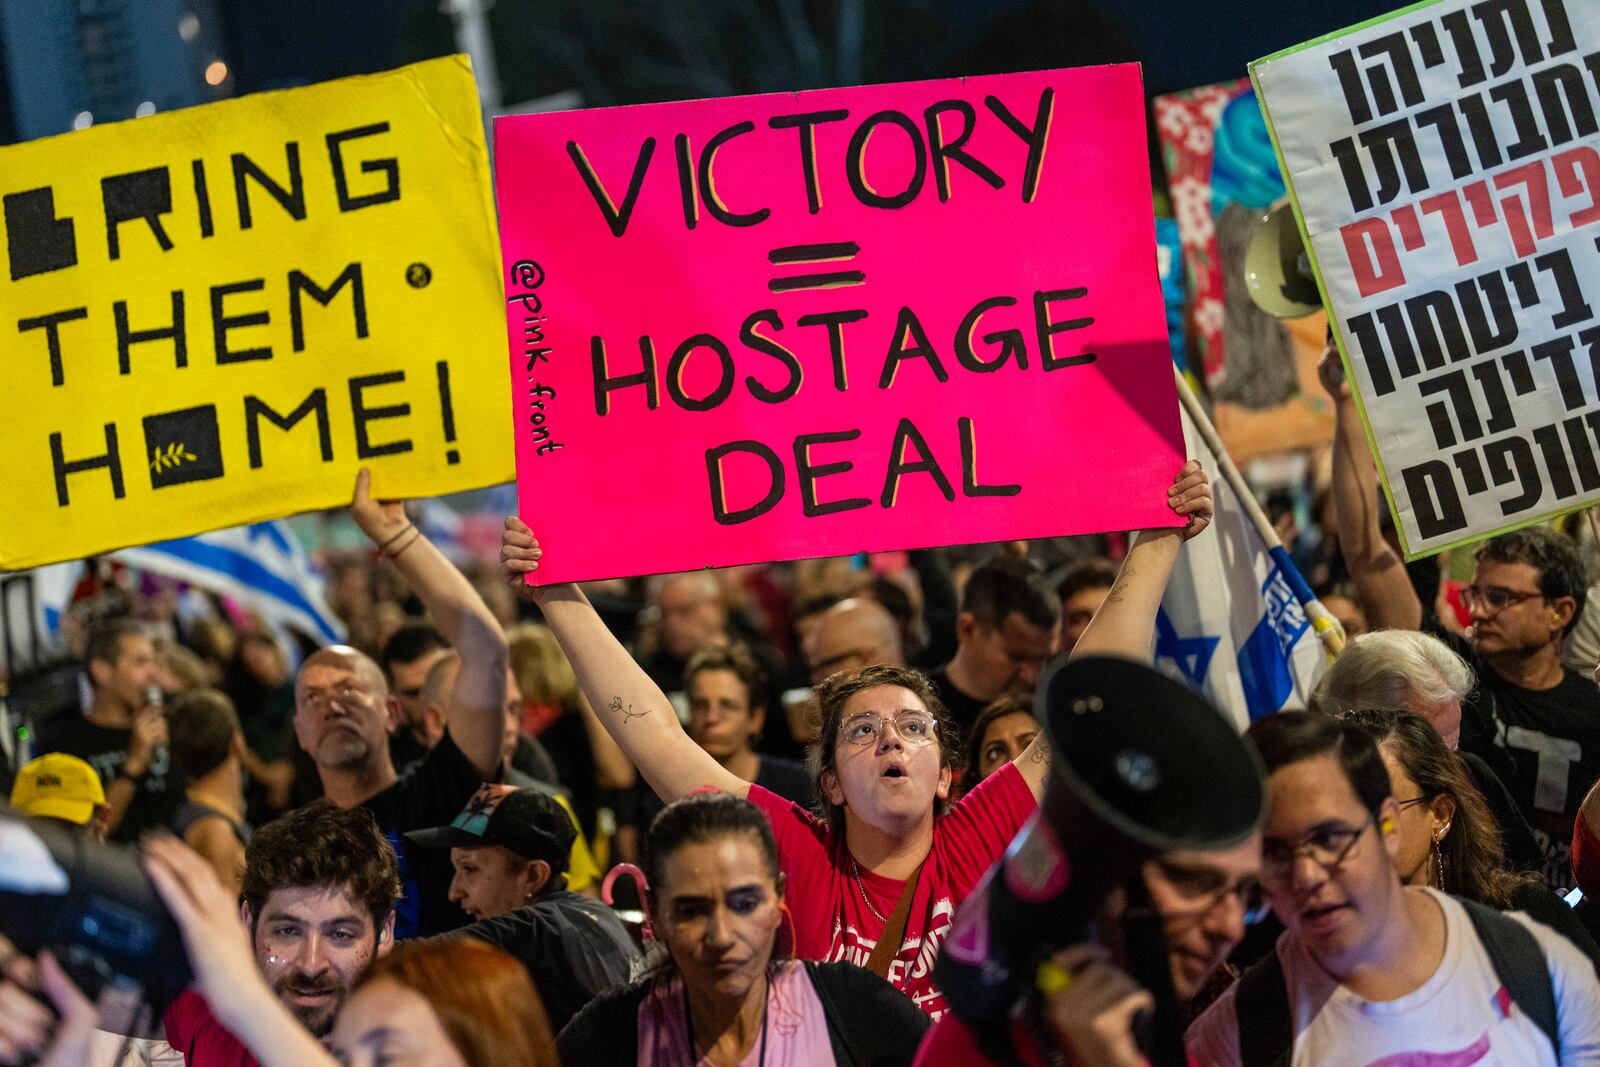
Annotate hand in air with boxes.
[1167,459,1213,541]
[1316,337,1352,403]
[348,468,410,548]
[501,517,546,602]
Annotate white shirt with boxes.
[1186,889,1600,1066]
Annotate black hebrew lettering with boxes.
[289,264,367,351]
[1532,336,1586,411]
[1470,359,1519,434]
[795,430,870,518]
[1474,0,1550,78]
[1489,78,1549,160]
[326,124,400,211]
[143,405,224,490]
[232,144,306,229]
[1416,105,1476,181]
[706,440,785,524]
[1459,92,1505,171]
[348,372,413,458]
[1484,435,1543,513]
[51,423,123,507]
[1533,423,1578,497]
[1533,63,1599,144]
[1439,9,1487,88]
[1420,370,1484,448]
[4,188,77,280]
[1402,460,1468,538]
[245,390,332,468]
[101,168,174,260]
[212,279,271,364]
[1533,249,1594,329]
[115,291,187,375]
[18,308,87,387]
[1407,291,1465,371]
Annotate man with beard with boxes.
[293,470,508,937]
[159,800,402,1065]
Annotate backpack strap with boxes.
[1233,946,1292,1067]
[1456,896,1561,1060]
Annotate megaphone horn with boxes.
[1244,201,1323,319]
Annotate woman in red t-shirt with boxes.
[499,463,1211,1015]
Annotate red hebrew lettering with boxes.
[1419,190,1478,267]
[1493,161,1554,258]
[1391,204,1425,251]
[1462,180,1498,227]
[1341,216,1407,297]
[1552,146,1600,228]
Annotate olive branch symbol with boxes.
[149,441,198,473]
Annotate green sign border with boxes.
[1249,0,1600,560]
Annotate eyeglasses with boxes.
[1395,794,1437,812]
[1153,861,1272,925]
[1261,818,1371,879]
[1461,585,1544,612]
[840,710,938,746]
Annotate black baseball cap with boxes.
[405,783,575,874]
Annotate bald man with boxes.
[803,597,905,685]
[293,470,506,937]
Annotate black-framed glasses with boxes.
[1460,585,1544,612]
[1261,818,1371,879]
[840,710,938,746]
[1153,860,1272,926]
[1395,794,1437,812]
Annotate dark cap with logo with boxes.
[405,783,574,875]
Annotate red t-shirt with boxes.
[162,990,258,1067]
[746,761,1036,1018]
[913,1011,1194,1067]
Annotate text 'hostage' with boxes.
[495,65,1188,583]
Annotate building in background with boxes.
[0,0,230,142]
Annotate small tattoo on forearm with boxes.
[1029,744,1047,765]
[1107,564,1134,603]
[610,695,650,724]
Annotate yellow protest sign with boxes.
[0,56,511,569]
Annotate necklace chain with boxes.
[849,854,888,925]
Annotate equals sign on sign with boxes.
[767,242,865,293]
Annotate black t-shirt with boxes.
[452,890,638,1031]
[360,731,490,938]
[928,665,990,732]
[1440,629,1600,889]
[35,712,185,843]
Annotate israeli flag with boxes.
[1155,408,1333,729]
[112,522,345,645]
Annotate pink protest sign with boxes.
[495,66,1185,583]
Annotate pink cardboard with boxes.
[495,65,1184,583]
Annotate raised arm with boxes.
[1068,460,1212,662]
[500,518,745,803]
[1011,461,1212,801]
[350,469,506,778]
[1322,343,1421,631]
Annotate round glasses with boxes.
[840,711,939,747]
[1261,818,1371,880]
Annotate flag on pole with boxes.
[1155,406,1334,729]
[112,522,345,645]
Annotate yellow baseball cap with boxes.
[10,753,106,825]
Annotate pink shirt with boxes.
[638,961,835,1067]
[746,762,1036,1017]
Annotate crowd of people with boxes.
[1,343,1599,1065]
